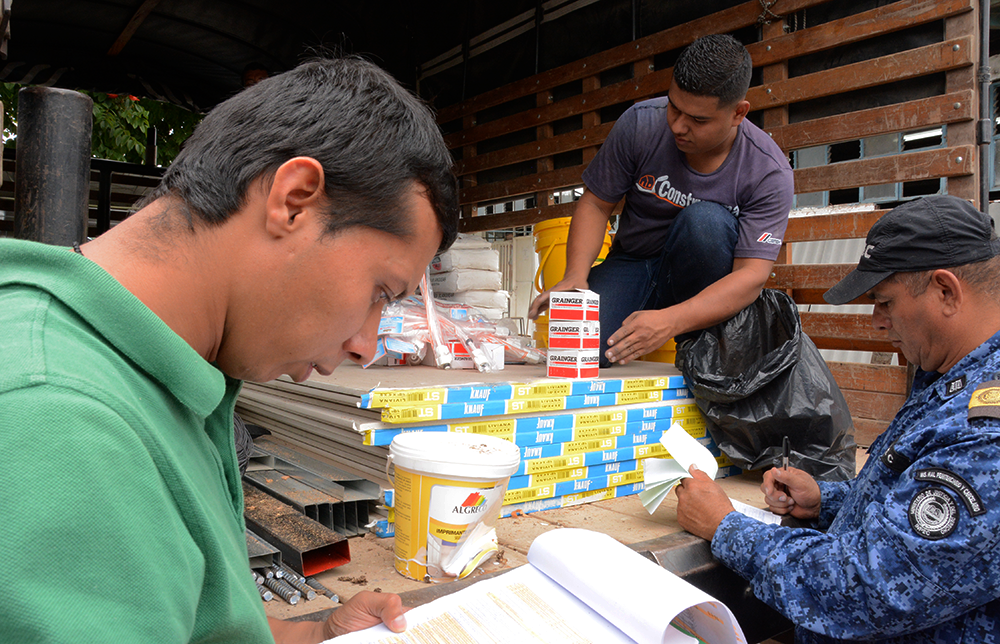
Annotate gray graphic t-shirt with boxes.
[582,96,794,260]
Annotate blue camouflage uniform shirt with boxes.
[711,329,1000,643]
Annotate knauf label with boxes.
[389,433,519,583]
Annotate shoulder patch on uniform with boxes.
[943,375,967,398]
[914,468,985,516]
[909,487,958,540]
[881,445,910,473]
[969,379,1000,420]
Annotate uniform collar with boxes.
[915,328,1000,402]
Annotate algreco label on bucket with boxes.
[428,482,505,543]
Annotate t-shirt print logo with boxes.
[634,173,698,208]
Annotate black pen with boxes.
[782,436,790,471]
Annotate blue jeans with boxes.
[587,201,738,367]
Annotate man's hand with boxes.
[674,465,734,541]
[324,591,407,640]
[528,277,589,320]
[605,309,672,364]
[761,466,821,520]
[268,591,407,644]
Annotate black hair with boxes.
[672,34,752,107]
[145,57,458,251]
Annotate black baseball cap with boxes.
[823,195,1000,305]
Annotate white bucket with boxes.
[388,432,520,582]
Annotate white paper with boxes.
[729,499,782,525]
[326,528,746,644]
[639,423,719,513]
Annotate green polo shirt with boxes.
[0,239,272,643]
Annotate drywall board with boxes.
[277,361,683,401]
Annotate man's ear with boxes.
[932,269,964,317]
[731,100,750,126]
[264,157,325,239]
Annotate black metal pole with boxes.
[14,86,93,245]
[979,0,991,214]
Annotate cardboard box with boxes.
[547,349,600,379]
[549,289,599,321]
[547,319,600,349]
[423,340,505,370]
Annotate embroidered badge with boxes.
[881,444,911,473]
[909,487,958,540]
[943,375,967,398]
[914,468,985,516]
[968,379,1000,420]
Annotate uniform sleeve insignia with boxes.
[943,375,967,398]
[881,444,910,473]
[914,468,985,516]
[909,487,959,540]
[969,379,1000,420]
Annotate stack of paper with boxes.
[640,423,783,525]
[639,423,720,513]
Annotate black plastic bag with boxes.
[676,289,856,481]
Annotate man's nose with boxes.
[345,305,384,365]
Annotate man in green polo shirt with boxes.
[0,57,457,643]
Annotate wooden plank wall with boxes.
[439,0,979,447]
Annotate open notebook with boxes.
[328,528,745,644]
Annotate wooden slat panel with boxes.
[460,165,584,205]
[767,263,854,290]
[843,389,907,421]
[453,117,614,178]
[748,36,974,110]
[784,210,886,243]
[435,0,829,124]
[789,288,871,306]
[943,4,979,201]
[853,417,891,447]
[811,337,897,354]
[794,145,974,193]
[448,33,974,153]
[767,90,974,152]
[827,361,908,395]
[444,68,672,150]
[457,201,577,233]
[802,312,881,341]
[748,0,971,69]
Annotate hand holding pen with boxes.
[761,436,822,519]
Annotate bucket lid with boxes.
[390,432,520,478]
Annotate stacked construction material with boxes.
[235,363,740,528]
[357,371,740,518]
[429,234,508,320]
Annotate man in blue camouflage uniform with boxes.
[674,194,1000,643]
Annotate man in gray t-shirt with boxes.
[529,35,793,367]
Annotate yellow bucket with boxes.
[641,338,677,364]
[533,313,549,349]
[533,217,612,293]
[388,433,519,582]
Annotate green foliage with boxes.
[0,82,201,166]
[88,91,150,163]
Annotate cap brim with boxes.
[823,268,892,305]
